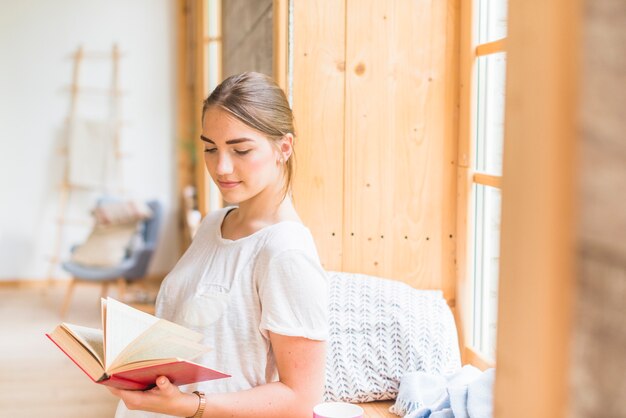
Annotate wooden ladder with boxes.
[46,44,126,286]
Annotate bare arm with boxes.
[109,332,326,418]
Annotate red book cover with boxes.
[46,333,230,390]
[102,360,230,390]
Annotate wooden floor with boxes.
[359,400,395,417]
[0,284,397,417]
[0,284,119,417]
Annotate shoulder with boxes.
[260,221,319,259]
[255,223,328,295]
[194,207,230,236]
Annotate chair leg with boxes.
[60,278,76,318]
[101,282,109,300]
[117,278,127,301]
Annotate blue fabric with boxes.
[392,366,495,418]
[448,385,469,418]
[466,369,495,418]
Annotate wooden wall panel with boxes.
[291,0,346,271]
[343,0,457,296]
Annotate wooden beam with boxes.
[464,346,495,371]
[273,0,289,93]
[494,0,580,416]
[476,38,506,56]
[193,0,211,216]
[456,0,477,360]
[176,0,196,251]
[473,172,503,188]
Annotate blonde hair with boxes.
[202,72,296,199]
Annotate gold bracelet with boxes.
[186,391,206,418]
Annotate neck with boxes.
[234,185,297,226]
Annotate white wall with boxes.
[0,0,179,280]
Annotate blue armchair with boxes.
[60,200,162,317]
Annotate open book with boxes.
[46,297,229,390]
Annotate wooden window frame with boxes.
[457,0,507,369]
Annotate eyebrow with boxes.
[200,135,254,145]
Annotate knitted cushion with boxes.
[324,272,461,403]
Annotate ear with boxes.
[278,134,294,163]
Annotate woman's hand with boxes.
[107,376,199,416]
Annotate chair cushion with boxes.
[323,272,461,404]
[93,200,152,226]
[70,223,139,267]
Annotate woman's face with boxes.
[201,106,286,205]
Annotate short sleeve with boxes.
[257,249,329,341]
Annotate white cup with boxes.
[313,402,364,418]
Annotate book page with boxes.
[111,357,179,373]
[101,298,107,339]
[62,323,105,367]
[47,325,105,381]
[148,318,205,343]
[105,297,159,370]
[109,320,210,372]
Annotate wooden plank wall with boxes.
[291,0,346,271]
[292,0,458,299]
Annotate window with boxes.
[463,0,508,362]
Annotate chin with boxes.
[222,189,266,206]
[219,189,248,205]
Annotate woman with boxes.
[110,72,329,418]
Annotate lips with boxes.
[217,180,241,189]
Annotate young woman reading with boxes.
[109,72,328,418]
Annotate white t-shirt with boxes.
[115,207,329,418]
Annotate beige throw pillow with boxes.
[70,223,139,267]
[93,200,152,226]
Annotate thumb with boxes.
[156,376,171,389]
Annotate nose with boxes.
[215,152,234,176]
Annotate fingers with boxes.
[120,376,183,413]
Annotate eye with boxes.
[204,148,217,154]
[234,149,252,155]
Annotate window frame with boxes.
[457,0,508,366]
